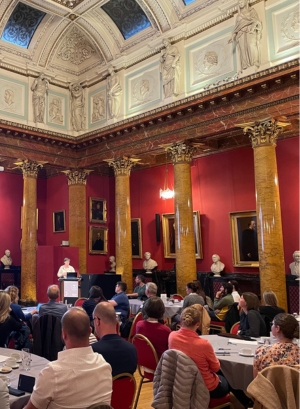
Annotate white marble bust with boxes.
[1,249,12,269]
[143,252,158,273]
[290,250,300,280]
[211,254,225,276]
[109,255,116,272]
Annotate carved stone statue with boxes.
[109,255,116,272]
[290,250,300,280]
[228,0,262,72]
[69,82,85,131]
[143,252,158,273]
[160,38,180,98]
[31,73,49,123]
[211,254,225,277]
[107,66,122,119]
[1,249,12,269]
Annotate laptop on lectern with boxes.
[67,272,77,279]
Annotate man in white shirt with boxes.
[24,308,112,409]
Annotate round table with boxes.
[128,299,183,318]
[0,348,48,409]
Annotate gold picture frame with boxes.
[53,210,66,233]
[162,211,203,259]
[89,226,108,255]
[89,197,107,223]
[131,218,142,259]
[230,210,258,267]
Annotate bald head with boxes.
[47,284,59,300]
[94,302,116,324]
[62,307,90,346]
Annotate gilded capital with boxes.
[61,169,93,185]
[14,159,46,178]
[165,142,195,164]
[104,157,141,176]
[236,117,290,148]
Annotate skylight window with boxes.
[1,2,45,49]
[102,0,151,40]
[183,0,196,5]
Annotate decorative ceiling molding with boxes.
[142,0,171,33]
[38,19,70,67]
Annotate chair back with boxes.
[128,312,143,341]
[230,321,240,334]
[172,294,183,301]
[86,403,113,409]
[74,297,88,307]
[225,302,240,332]
[32,314,64,361]
[111,373,136,409]
[132,334,158,380]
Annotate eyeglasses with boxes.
[93,316,101,322]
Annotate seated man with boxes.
[39,285,68,320]
[24,308,112,409]
[108,281,129,322]
[208,283,234,322]
[92,302,137,376]
[141,282,158,318]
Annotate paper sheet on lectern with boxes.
[64,281,78,298]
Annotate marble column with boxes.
[238,117,290,310]
[62,169,92,274]
[166,142,197,296]
[15,160,45,301]
[105,157,140,292]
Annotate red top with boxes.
[168,327,220,391]
[136,320,171,359]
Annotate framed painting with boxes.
[53,210,66,233]
[131,218,142,258]
[89,226,108,255]
[162,211,203,259]
[89,197,107,223]
[230,210,258,267]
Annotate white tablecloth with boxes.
[0,348,49,409]
[129,299,143,315]
[129,299,183,318]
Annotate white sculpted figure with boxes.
[109,255,116,272]
[211,254,225,277]
[69,82,85,131]
[1,249,12,269]
[290,250,300,280]
[143,252,158,273]
[31,73,49,123]
[160,38,180,98]
[107,66,122,119]
[228,0,262,72]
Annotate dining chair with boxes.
[172,294,184,301]
[210,321,226,334]
[74,297,88,307]
[132,334,159,409]
[127,312,143,341]
[230,321,240,334]
[111,372,136,409]
[32,314,64,361]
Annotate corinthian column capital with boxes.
[14,159,46,178]
[236,117,290,148]
[165,142,196,164]
[104,157,141,176]
[61,169,93,185]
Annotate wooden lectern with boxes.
[59,277,81,305]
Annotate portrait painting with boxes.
[230,210,259,267]
[131,218,142,258]
[53,210,66,233]
[89,226,108,255]
[162,211,203,259]
[89,197,107,223]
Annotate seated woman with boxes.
[0,292,22,347]
[259,290,285,331]
[82,286,107,322]
[172,282,204,325]
[168,306,229,398]
[238,292,268,337]
[136,296,171,359]
[253,313,299,377]
[5,286,38,322]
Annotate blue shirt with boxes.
[111,292,129,321]
[10,303,32,322]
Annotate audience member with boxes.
[228,280,241,302]
[172,282,204,324]
[208,283,234,321]
[168,306,229,398]
[127,275,147,300]
[0,291,22,347]
[259,290,285,331]
[5,286,38,322]
[193,280,211,307]
[136,296,171,359]
[0,378,9,409]
[108,281,129,322]
[82,286,107,322]
[141,282,157,318]
[238,292,268,337]
[92,302,137,376]
[23,308,112,409]
[253,313,299,377]
[39,285,68,320]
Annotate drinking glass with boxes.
[21,348,31,371]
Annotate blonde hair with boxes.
[5,286,19,304]
[0,292,11,323]
[263,290,278,307]
[180,306,201,328]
